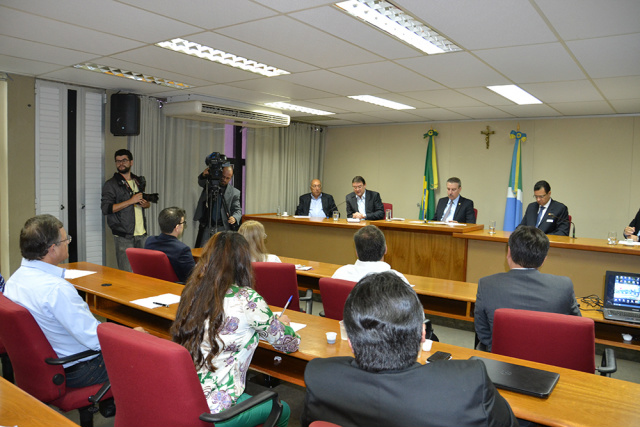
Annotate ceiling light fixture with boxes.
[335,0,461,54]
[348,95,415,110]
[487,85,542,105]
[73,63,190,89]
[265,102,335,115]
[156,38,290,77]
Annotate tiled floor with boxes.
[5,302,640,427]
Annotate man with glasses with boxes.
[519,180,570,235]
[101,149,150,271]
[345,176,384,221]
[145,207,195,283]
[4,215,109,388]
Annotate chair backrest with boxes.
[318,278,357,321]
[382,203,393,217]
[98,323,211,427]
[492,308,596,373]
[126,248,180,282]
[310,422,343,427]
[0,293,66,402]
[473,208,478,221]
[252,263,300,312]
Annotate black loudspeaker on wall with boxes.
[110,94,140,136]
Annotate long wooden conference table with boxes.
[64,262,640,427]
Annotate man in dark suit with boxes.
[345,176,384,220]
[145,207,195,283]
[295,179,338,218]
[474,226,581,351]
[519,180,569,235]
[302,272,518,427]
[431,177,476,223]
[193,164,242,247]
[623,208,640,241]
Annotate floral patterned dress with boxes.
[198,285,300,414]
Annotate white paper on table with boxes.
[346,218,361,223]
[131,293,181,309]
[295,264,312,271]
[272,312,306,331]
[293,215,310,218]
[390,217,405,221]
[64,269,97,279]
[620,241,640,246]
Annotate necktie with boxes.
[536,206,545,227]
[442,200,453,221]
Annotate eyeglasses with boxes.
[56,235,72,245]
[115,159,130,164]
[533,193,548,200]
[178,221,187,228]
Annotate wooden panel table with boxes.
[456,230,640,298]
[0,376,79,427]
[63,263,640,427]
[242,213,484,281]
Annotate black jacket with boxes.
[101,172,147,237]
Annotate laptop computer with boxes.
[469,356,560,398]
[602,270,640,324]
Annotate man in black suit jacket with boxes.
[345,176,384,220]
[623,208,640,241]
[295,179,338,218]
[302,272,518,427]
[145,207,195,282]
[519,180,569,235]
[431,177,476,223]
[474,226,581,351]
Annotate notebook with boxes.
[602,271,640,324]
[469,356,560,398]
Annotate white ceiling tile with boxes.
[534,0,640,40]
[547,101,616,116]
[609,99,640,114]
[280,70,381,96]
[252,0,335,13]
[0,35,97,66]
[448,106,516,119]
[230,78,336,100]
[395,0,557,49]
[456,87,514,106]
[330,113,396,124]
[361,110,429,122]
[290,6,421,60]
[409,108,471,121]
[118,0,277,29]
[0,7,143,55]
[567,34,640,79]
[0,54,65,76]
[497,104,562,118]
[402,90,485,108]
[521,80,603,103]
[216,16,382,68]
[397,52,510,88]
[330,61,442,92]
[475,43,585,83]
[594,76,640,100]
[184,84,290,105]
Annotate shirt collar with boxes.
[311,193,323,201]
[356,190,366,201]
[449,195,460,205]
[21,258,65,278]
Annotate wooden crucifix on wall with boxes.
[481,126,495,149]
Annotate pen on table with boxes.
[279,295,293,319]
[153,302,170,308]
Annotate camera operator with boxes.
[101,149,152,272]
[193,153,242,247]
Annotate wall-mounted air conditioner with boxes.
[162,100,290,128]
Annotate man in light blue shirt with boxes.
[5,214,108,388]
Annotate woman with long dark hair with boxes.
[171,231,300,426]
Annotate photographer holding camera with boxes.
[101,149,156,271]
[194,153,242,247]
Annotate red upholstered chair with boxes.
[318,278,357,321]
[0,293,112,427]
[492,308,616,376]
[97,322,283,427]
[383,203,393,217]
[126,248,180,282]
[473,208,478,221]
[253,262,313,314]
[310,422,343,427]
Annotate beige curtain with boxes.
[129,97,224,246]
[246,123,326,215]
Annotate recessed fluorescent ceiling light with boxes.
[335,0,461,54]
[487,85,542,105]
[73,63,190,89]
[348,95,415,110]
[156,38,290,77]
[265,102,335,116]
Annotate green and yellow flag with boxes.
[419,129,438,220]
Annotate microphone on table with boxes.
[547,213,576,239]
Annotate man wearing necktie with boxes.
[519,180,570,236]
[623,208,640,241]
[432,177,476,223]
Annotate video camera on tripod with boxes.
[204,152,230,186]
